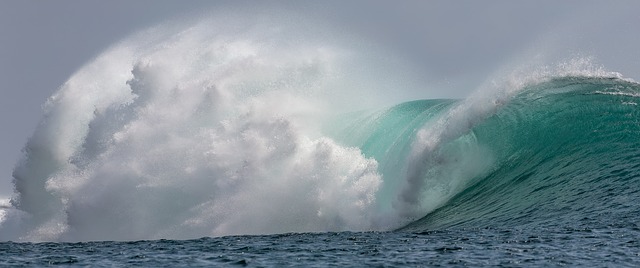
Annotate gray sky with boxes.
[1,0,640,198]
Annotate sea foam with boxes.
[3,15,403,242]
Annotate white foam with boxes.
[3,13,417,242]
[0,198,8,223]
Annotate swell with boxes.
[402,77,640,231]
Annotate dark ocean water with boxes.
[2,227,639,267]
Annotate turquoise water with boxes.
[403,77,640,231]
[325,77,640,236]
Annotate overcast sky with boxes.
[1,0,639,198]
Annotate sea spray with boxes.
[3,16,401,241]
[2,11,637,242]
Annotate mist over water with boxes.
[0,13,422,241]
[1,8,637,243]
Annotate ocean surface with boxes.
[1,228,638,266]
[2,14,640,266]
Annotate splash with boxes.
[3,14,407,241]
[1,9,631,242]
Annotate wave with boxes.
[401,76,640,232]
[2,13,640,242]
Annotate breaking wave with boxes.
[2,12,639,242]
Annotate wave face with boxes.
[2,14,640,242]
[402,76,640,232]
